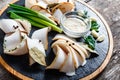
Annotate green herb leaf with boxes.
[84,35,96,50]
[90,20,100,32]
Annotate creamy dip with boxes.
[63,18,87,33]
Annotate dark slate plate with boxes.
[0,0,113,80]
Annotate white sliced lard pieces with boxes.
[0,19,25,34]
[4,30,28,55]
[27,37,46,56]
[4,30,21,50]
[47,45,67,69]
[44,0,59,4]
[37,0,48,9]
[53,9,63,24]
[39,10,52,18]
[31,27,50,50]
[58,0,67,3]
[27,37,46,66]
[15,19,31,35]
[60,48,76,76]
[25,0,37,8]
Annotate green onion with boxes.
[21,15,62,33]
[9,4,57,25]
[9,12,48,28]
[8,4,62,33]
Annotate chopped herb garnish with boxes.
[84,35,96,50]
[90,19,100,32]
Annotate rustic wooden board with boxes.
[0,0,113,80]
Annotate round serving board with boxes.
[0,0,113,80]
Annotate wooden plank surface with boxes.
[0,0,119,80]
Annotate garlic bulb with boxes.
[97,34,105,42]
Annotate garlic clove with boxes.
[91,30,99,38]
[97,34,105,42]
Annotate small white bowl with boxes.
[60,11,91,38]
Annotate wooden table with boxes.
[0,0,120,80]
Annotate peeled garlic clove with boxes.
[25,0,38,8]
[91,30,99,38]
[0,19,25,34]
[4,30,28,55]
[97,34,105,42]
[47,45,67,69]
[31,27,51,50]
[60,49,75,76]
[15,19,31,34]
[53,9,63,24]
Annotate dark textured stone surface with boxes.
[0,0,119,80]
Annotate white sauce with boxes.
[63,18,87,33]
